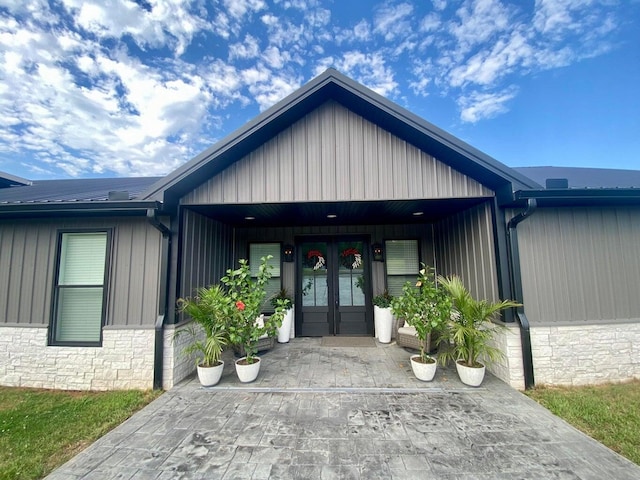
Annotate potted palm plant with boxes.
[271,288,294,343]
[391,266,451,381]
[223,256,286,382]
[176,285,230,387]
[372,290,394,343]
[437,275,520,387]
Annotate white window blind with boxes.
[385,240,419,297]
[53,232,108,344]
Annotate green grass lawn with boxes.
[526,380,640,466]
[0,387,162,480]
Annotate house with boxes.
[1,69,638,391]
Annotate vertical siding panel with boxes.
[251,147,266,202]
[7,226,25,323]
[321,103,336,201]
[264,137,280,202]
[377,129,393,198]
[518,207,640,325]
[0,224,13,322]
[406,146,421,198]
[335,104,351,200]
[292,120,308,201]
[348,109,365,200]
[393,136,409,199]
[306,110,322,201]
[362,119,379,200]
[279,129,294,202]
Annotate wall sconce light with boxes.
[283,244,294,262]
[372,243,384,262]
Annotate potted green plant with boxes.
[437,275,520,387]
[175,285,230,387]
[271,288,294,343]
[223,256,286,382]
[372,290,394,343]
[391,266,451,381]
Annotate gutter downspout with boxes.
[147,208,171,391]
[506,198,537,390]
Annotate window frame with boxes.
[384,238,421,297]
[49,229,112,347]
[248,242,283,313]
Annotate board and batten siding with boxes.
[434,201,499,302]
[0,217,162,327]
[516,206,640,325]
[180,101,493,206]
[179,209,234,301]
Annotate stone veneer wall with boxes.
[162,322,199,390]
[488,322,640,389]
[0,326,155,390]
[530,323,640,386]
[486,324,525,390]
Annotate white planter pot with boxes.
[277,307,294,343]
[410,355,437,381]
[374,306,393,343]
[456,360,486,387]
[235,356,261,383]
[197,361,224,387]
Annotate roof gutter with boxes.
[506,198,537,390]
[0,201,161,217]
[147,208,171,391]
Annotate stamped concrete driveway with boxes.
[46,338,640,479]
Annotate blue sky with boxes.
[0,0,638,180]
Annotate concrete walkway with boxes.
[46,338,640,479]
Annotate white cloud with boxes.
[229,34,261,60]
[458,87,518,123]
[317,51,398,97]
[223,0,266,19]
[373,2,414,41]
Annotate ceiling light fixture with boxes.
[326,214,337,219]
[244,216,255,220]
[412,211,424,216]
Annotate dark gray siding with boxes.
[517,206,640,325]
[0,217,162,327]
[434,201,499,302]
[181,101,493,205]
[179,210,234,300]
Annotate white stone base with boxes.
[162,322,200,390]
[489,322,640,389]
[0,326,155,390]
[530,323,640,386]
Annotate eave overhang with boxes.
[141,69,540,208]
[0,200,163,219]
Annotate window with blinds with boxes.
[51,231,110,345]
[385,239,419,296]
[249,243,281,312]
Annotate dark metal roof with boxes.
[513,187,640,208]
[141,69,540,206]
[514,166,640,189]
[0,176,161,204]
[0,171,31,189]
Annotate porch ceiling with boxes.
[186,197,488,227]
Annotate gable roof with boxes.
[141,69,540,206]
[0,171,31,189]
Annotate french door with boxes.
[296,236,372,336]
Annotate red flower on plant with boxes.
[236,300,246,311]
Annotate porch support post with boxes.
[490,198,515,323]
